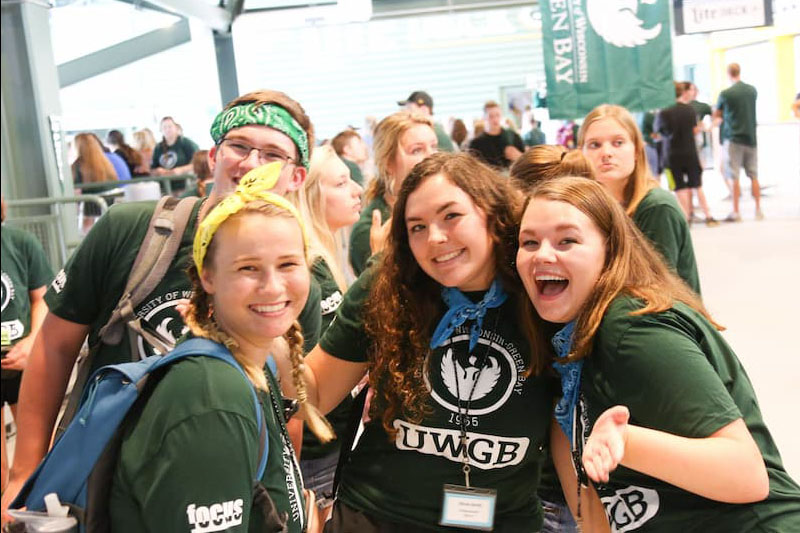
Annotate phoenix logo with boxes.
[440,348,501,402]
[587,0,662,48]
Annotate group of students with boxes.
[71,117,200,193]
[2,88,799,532]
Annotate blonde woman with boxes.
[348,112,437,275]
[579,104,700,294]
[132,128,157,175]
[109,166,332,532]
[290,144,363,523]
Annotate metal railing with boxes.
[4,195,109,270]
[76,174,195,196]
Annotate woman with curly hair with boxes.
[284,152,554,532]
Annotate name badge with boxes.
[440,484,496,531]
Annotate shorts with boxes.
[1,370,22,405]
[665,154,702,191]
[725,141,758,181]
[540,497,578,533]
[300,450,339,509]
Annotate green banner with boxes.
[540,0,675,119]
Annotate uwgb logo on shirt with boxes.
[186,499,244,533]
[393,420,529,469]
[600,485,659,532]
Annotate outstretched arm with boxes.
[273,342,367,416]
[582,406,768,503]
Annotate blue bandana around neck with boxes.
[430,279,508,353]
[552,320,583,437]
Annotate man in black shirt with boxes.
[657,82,718,226]
[468,100,524,170]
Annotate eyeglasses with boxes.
[219,138,297,166]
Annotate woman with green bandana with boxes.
[348,111,438,276]
[109,164,334,533]
[517,177,800,532]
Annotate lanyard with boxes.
[450,309,501,488]
[262,372,306,530]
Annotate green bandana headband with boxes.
[210,103,310,169]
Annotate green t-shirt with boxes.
[319,270,553,531]
[1,226,53,348]
[152,136,199,190]
[689,100,712,121]
[301,259,352,459]
[633,188,700,294]
[110,351,306,532]
[523,128,546,148]
[45,200,321,378]
[716,81,758,147]
[348,195,391,276]
[341,157,364,187]
[575,297,800,532]
[152,136,199,170]
[434,122,455,153]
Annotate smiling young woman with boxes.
[516,176,800,532]
[108,169,332,533]
[348,112,438,276]
[282,152,555,532]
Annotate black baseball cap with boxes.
[397,91,433,110]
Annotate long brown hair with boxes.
[72,133,117,183]
[107,130,142,168]
[365,152,542,437]
[185,202,333,442]
[510,145,593,194]
[577,104,657,215]
[365,111,433,204]
[520,177,721,364]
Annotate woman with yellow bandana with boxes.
[109,164,333,533]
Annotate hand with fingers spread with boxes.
[582,405,630,484]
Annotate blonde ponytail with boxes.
[285,321,335,443]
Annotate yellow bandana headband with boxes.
[193,162,309,275]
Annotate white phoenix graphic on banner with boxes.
[587,0,663,48]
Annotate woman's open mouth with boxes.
[535,274,569,297]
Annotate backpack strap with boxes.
[159,338,270,481]
[98,195,200,352]
[57,197,199,441]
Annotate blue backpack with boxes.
[11,337,269,531]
